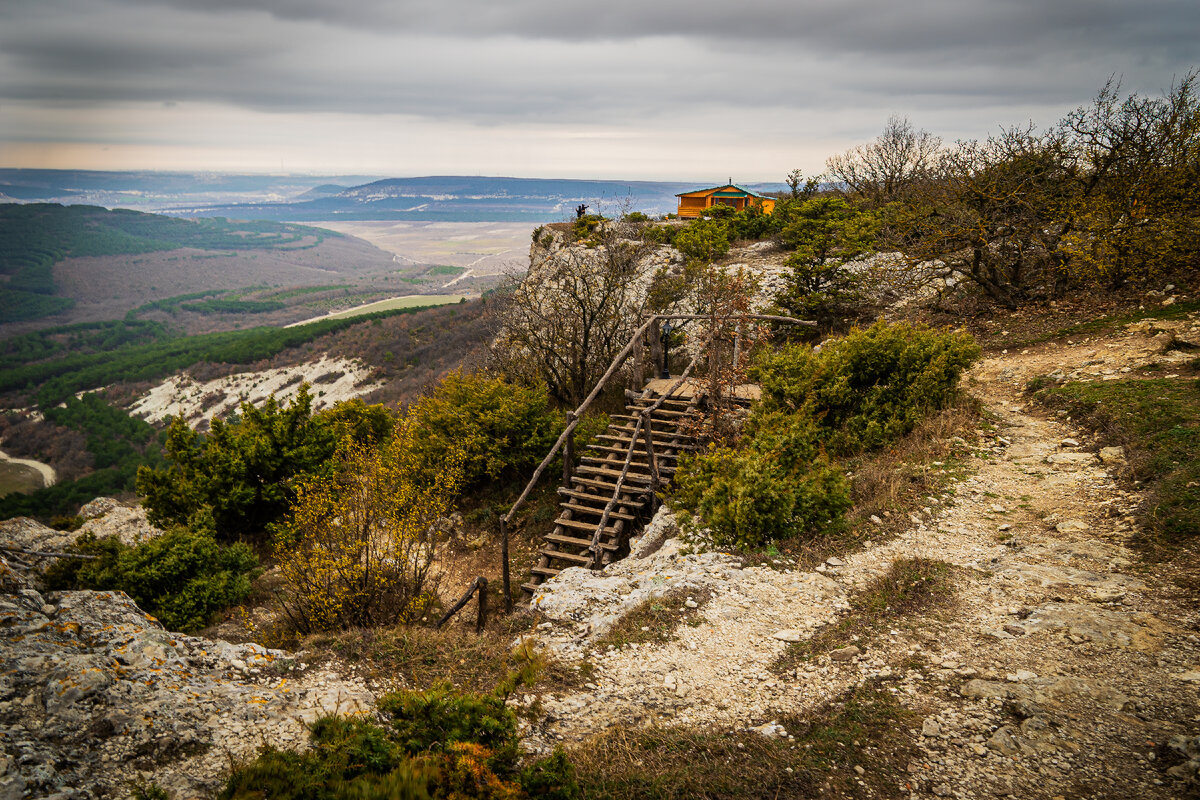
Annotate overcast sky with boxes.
[1,0,1197,181]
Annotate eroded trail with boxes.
[525,334,1200,799]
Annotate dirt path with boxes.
[0,448,56,488]
[526,331,1200,798]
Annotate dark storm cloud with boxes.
[1,0,1198,159]
[121,0,1196,56]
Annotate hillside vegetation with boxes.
[0,204,334,322]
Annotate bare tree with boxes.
[896,126,1065,307]
[492,218,653,406]
[1055,72,1200,288]
[826,116,942,206]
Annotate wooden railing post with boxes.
[641,409,661,492]
[475,577,488,633]
[630,326,645,391]
[562,412,576,485]
[499,516,512,613]
[437,575,490,633]
[648,318,663,379]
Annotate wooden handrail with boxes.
[437,576,488,633]
[588,412,645,567]
[587,354,699,567]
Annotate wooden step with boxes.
[570,476,651,494]
[539,549,592,564]
[556,484,643,503]
[557,517,622,535]
[592,438,691,450]
[584,443,679,459]
[625,407,696,418]
[586,443,682,461]
[610,413,689,425]
[530,565,562,577]
[580,456,676,475]
[557,487,641,506]
[545,533,620,551]
[560,502,636,521]
[636,396,692,407]
[597,432,694,446]
[576,465,654,483]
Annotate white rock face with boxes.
[0,500,164,593]
[77,497,163,546]
[530,508,746,642]
[129,355,382,427]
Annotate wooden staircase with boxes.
[521,387,702,595]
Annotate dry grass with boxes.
[845,398,981,533]
[295,613,547,692]
[570,681,918,800]
[593,586,715,650]
[773,557,956,674]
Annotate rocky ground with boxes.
[0,500,374,800]
[523,315,1200,799]
[2,311,1198,799]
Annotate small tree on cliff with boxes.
[492,218,652,406]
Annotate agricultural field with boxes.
[0,205,501,337]
[317,220,533,278]
[286,293,466,325]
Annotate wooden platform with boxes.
[640,377,761,401]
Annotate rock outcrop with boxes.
[0,499,163,593]
[0,587,373,799]
[0,501,374,799]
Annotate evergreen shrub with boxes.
[673,412,851,548]
[44,523,258,632]
[220,677,579,800]
[673,321,978,548]
[404,371,563,491]
[754,320,980,454]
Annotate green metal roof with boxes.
[675,183,773,199]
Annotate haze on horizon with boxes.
[1,0,1198,182]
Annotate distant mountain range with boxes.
[0,169,382,214]
[0,170,788,222]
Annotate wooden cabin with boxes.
[675,183,776,219]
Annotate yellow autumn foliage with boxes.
[274,417,464,633]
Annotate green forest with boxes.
[0,301,460,520]
[0,305,440,409]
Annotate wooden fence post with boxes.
[500,516,512,613]
[641,410,661,492]
[630,326,645,390]
[475,577,488,633]
[648,318,663,380]
[562,413,576,485]
[437,576,489,633]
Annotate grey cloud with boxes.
[1,0,1198,167]
[122,0,1199,55]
